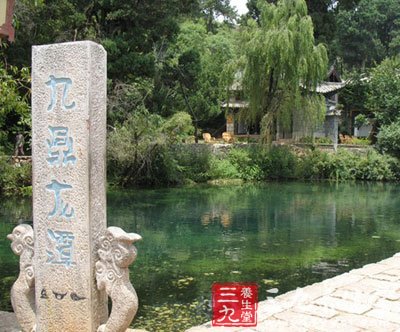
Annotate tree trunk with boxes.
[179,82,199,143]
[194,123,198,144]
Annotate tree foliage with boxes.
[366,56,400,126]
[304,0,336,46]
[107,108,193,186]
[3,0,400,158]
[6,0,90,68]
[0,50,31,153]
[245,0,336,50]
[199,0,237,32]
[240,0,328,141]
[377,121,400,157]
[334,0,400,67]
[7,0,194,80]
[340,70,370,114]
[153,21,236,140]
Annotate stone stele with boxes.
[31,41,108,331]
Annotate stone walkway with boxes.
[187,253,400,331]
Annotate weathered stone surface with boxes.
[358,277,400,291]
[371,273,400,282]
[273,310,361,332]
[0,311,21,332]
[376,256,400,265]
[32,41,107,331]
[256,301,287,318]
[366,308,400,324]
[96,227,142,332]
[292,303,338,319]
[381,268,400,276]
[314,295,372,314]
[349,263,390,276]
[331,313,399,331]
[375,290,400,301]
[254,318,307,332]
[340,281,377,294]
[319,273,363,288]
[330,289,379,305]
[375,298,400,313]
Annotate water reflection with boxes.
[201,210,232,228]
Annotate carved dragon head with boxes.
[98,227,142,267]
[96,226,141,290]
[7,224,34,256]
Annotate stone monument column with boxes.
[31,41,108,331]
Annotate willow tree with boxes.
[241,0,328,141]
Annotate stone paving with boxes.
[187,253,400,332]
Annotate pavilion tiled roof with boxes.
[315,81,347,94]
[221,99,249,108]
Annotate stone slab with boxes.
[331,312,399,331]
[314,295,372,314]
[273,310,361,332]
[32,41,107,331]
[330,288,379,305]
[366,308,400,324]
[254,318,307,332]
[292,303,338,319]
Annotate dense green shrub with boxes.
[0,157,32,196]
[299,149,332,180]
[0,64,31,153]
[349,137,371,145]
[161,112,194,144]
[104,109,400,186]
[208,156,239,180]
[367,57,400,127]
[299,148,398,181]
[1,144,398,195]
[377,122,400,157]
[171,145,212,183]
[228,148,263,181]
[107,109,195,187]
[356,150,396,181]
[263,146,298,179]
[328,150,359,180]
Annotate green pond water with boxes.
[1,182,400,331]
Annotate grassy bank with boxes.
[1,145,399,196]
[107,144,400,188]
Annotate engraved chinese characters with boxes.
[45,81,77,265]
[44,77,77,267]
[46,75,76,112]
[32,41,108,331]
[46,126,77,167]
